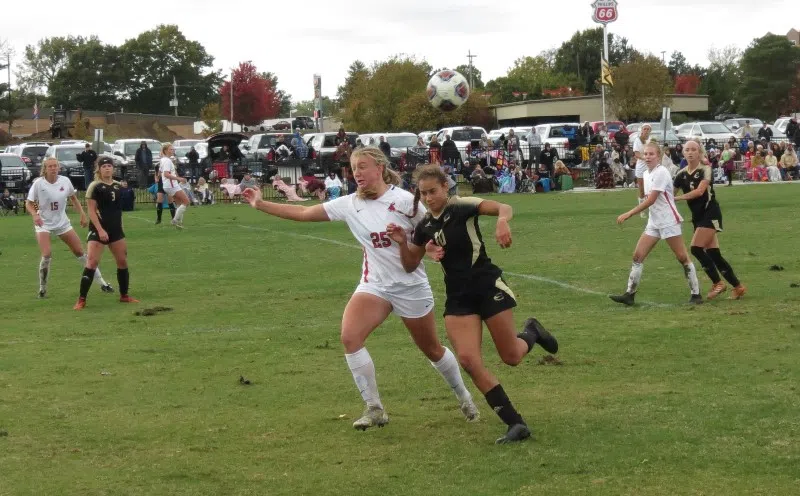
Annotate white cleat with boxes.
[352,406,389,431]
[171,219,184,230]
[460,399,480,422]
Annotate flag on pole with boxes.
[33,100,39,119]
[601,59,613,87]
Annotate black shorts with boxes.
[157,179,165,194]
[444,277,517,320]
[692,203,723,232]
[88,224,125,245]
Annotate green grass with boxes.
[1,184,799,496]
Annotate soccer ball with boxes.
[427,70,470,112]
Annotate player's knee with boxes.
[499,348,524,367]
[458,353,483,375]
[632,254,644,264]
[340,329,364,353]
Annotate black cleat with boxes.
[523,318,558,354]
[101,284,115,293]
[689,294,703,305]
[610,292,635,306]
[38,289,46,299]
[495,423,531,444]
[155,219,161,225]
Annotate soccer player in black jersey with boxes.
[387,164,559,444]
[74,157,139,310]
[674,139,746,300]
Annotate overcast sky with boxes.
[3,0,797,106]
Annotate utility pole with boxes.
[661,51,666,63]
[229,70,234,132]
[173,76,178,117]
[6,54,11,138]
[466,50,477,89]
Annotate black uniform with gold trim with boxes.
[86,180,125,244]
[412,196,516,319]
[673,165,723,231]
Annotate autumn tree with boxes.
[738,35,800,120]
[674,74,701,94]
[261,72,292,116]
[220,62,281,126]
[608,54,673,121]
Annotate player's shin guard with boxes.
[690,246,721,284]
[626,262,643,294]
[79,267,96,298]
[39,256,51,291]
[77,254,107,286]
[683,262,700,295]
[345,348,382,409]
[706,248,741,287]
[430,347,472,403]
[175,204,186,223]
[484,384,524,427]
[117,268,130,296]
[169,203,176,219]
[156,204,163,222]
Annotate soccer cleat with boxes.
[38,289,46,299]
[706,282,727,300]
[352,406,389,431]
[689,294,704,305]
[610,292,635,306]
[119,295,140,303]
[523,318,559,354]
[460,399,480,422]
[73,298,86,311]
[730,285,747,300]
[101,284,115,293]
[155,219,161,225]
[495,423,532,444]
[171,219,183,230]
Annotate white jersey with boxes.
[644,164,682,229]
[26,176,75,230]
[633,135,648,174]
[323,186,429,290]
[159,157,178,189]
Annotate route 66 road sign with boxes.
[592,0,618,24]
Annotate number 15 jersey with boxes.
[26,175,75,230]
[323,186,429,290]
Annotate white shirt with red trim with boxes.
[159,157,178,189]
[323,186,429,290]
[26,176,74,229]
[644,164,683,229]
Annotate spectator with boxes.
[238,173,258,193]
[539,143,557,175]
[765,149,781,181]
[661,144,678,178]
[525,127,541,168]
[324,171,343,200]
[298,175,326,201]
[579,121,594,144]
[119,180,135,211]
[786,118,800,147]
[335,126,347,146]
[595,152,614,189]
[441,134,460,168]
[534,162,554,192]
[614,126,630,149]
[741,120,755,138]
[186,145,200,184]
[292,131,309,159]
[428,134,442,164]
[721,144,736,186]
[507,129,521,166]
[76,143,97,190]
[1,188,19,214]
[135,141,153,187]
[757,122,773,142]
[195,177,213,204]
[781,144,798,179]
[378,136,392,159]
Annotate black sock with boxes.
[79,268,96,298]
[690,246,721,284]
[707,248,741,287]
[484,384,525,427]
[117,268,130,296]
[517,328,537,354]
[169,203,176,219]
[156,204,163,222]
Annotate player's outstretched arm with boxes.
[478,200,513,248]
[387,223,426,272]
[242,187,330,222]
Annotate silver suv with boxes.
[0,153,34,192]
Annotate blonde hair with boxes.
[94,159,113,181]
[349,146,402,199]
[161,143,172,155]
[554,160,570,174]
[42,157,59,174]
[643,141,663,160]
[684,138,707,160]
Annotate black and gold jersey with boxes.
[673,165,718,220]
[86,180,122,229]
[412,196,501,293]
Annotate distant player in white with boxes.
[25,157,113,298]
[242,147,478,430]
[632,124,652,218]
[610,141,702,306]
[159,144,190,228]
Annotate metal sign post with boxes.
[591,0,618,124]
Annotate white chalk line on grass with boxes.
[0,326,246,347]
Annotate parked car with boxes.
[418,131,438,144]
[589,121,626,141]
[43,144,87,188]
[173,139,202,148]
[246,133,301,161]
[773,117,794,135]
[0,153,34,192]
[675,121,737,143]
[202,132,252,181]
[532,123,581,161]
[292,116,315,129]
[359,132,419,165]
[10,142,51,179]
[735,125,786,140]
[111,139,163,185]
[723,117,763,132]
[272,121,291,130]
[627,122,683,144]
[436,126,488,163]
[305,132,359,170]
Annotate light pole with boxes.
[229,69,234,132]
[289,108,295,133]
[661,51,666,63]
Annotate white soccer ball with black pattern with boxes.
[427,70,470,112]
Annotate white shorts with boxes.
[634,161,648,179]
[164,184,183,196]
[35,220,73,236]
[644,223,682,240]
[354,282,434,319]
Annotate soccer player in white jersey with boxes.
[159,144,190,229]
[610,141,703,306]
[632,124,652,218]
[242,147,478,430]
[25,157,113,298]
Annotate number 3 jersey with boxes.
[26,175,75,230]
[86,180,123,230]
[323,186,429,289]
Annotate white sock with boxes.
[345,348,382,409]
[684,262,700,295]
[175,204,187,223]
[39,256,51,291]
[430,347,472,404]
[77,254,107,286]
[626,261,643,294]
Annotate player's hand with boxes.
[496,218,512,248]
[98,229,109,242]
[616,213,630,225]
[242,188,261,208]
[385,223,406,244]
[33,213,44,227]
[79,213,88,228]
[425,240,444,262]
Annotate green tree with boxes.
[554,28,640,94]
[16,36,89,93]
[261,72,292,117]
[48,39,122,111]
[738,35,800,120]
[607,54,673,121]
[119,25,222,116]
[453,64,484,89]
[484,55,579,104]
[667,51,690,79]
[394,93,492,133]
[699,46,742,117]
[199,102,222,137]
[294,97,337,118]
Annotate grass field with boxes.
[1,184,799,496]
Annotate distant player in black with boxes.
[387,164,559,444]
[74,157,139,310]
[674,139,746,300]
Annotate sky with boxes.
[3,0,798,107]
